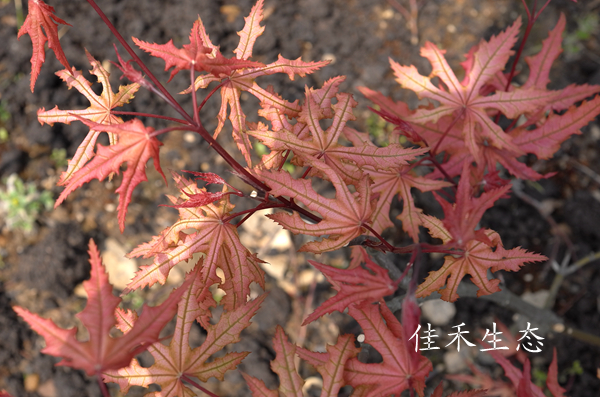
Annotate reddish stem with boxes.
[181,374,220,397]
[85,0,194,124]
[96,373,110,397]
[197,81,227,114]
[190,67,200,125]
[431,108,464,156]
[149,125,194,138]
[112,111,188,124]
[392,243,460,256]
[362,223,396,252]
[226,201,285,225]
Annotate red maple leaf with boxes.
[392,18,551,162]
[435,164,511,248]
[248,88,425,185]
[344,301,432,396]
[487,348,566,397]
[133,18,261,81]
[54,118,165,232]
[302,248,395,325]
[13,240,185,376]
[366,164,452,241]
[361,16,600,182]
[18,0,71,91]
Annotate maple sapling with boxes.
[10,0,599,395]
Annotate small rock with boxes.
[421,299,456,326]
[24,373,39,392]
[521,290,550,309]
[37,379,57,397]
[444,350,468,374]
[101,238,138,291]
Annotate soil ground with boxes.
[0,0,599,396]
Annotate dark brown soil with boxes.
[1,0,599,396]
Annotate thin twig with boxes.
[181,374,220,397]
[569,159,600,186]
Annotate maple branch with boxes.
[190,67,200,125]
[277,149,292,171]
[418,155,458,188]
[520,0,532,20]
[196,80,226,114]
[534,0,553,20]
[431,108,464,156]
[362,223,396,251]
[503,0,548,95]
[96,374,110,397]
[180,374,220,397]
[176,125,270,192]
[390,242,459,256]
[226,200,286,226]
[85,0,194,125]
[112,111,188,124]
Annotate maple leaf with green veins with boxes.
[37,50,141,184]
[13,240,186,376]
[104,267,266,396]
[54,118,165,232]
[255,158,374,253]
[18,0,71,92]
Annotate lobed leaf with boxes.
[14,240,184,376]
[18,0,71,91]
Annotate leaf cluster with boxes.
[11,0,596,396]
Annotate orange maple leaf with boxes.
[303,249,395,325]
[243,326,359,397]
[416,226,546,302]
[255,158,374,253]
[126,172,264,311]
[54,118,165,232]
[37,50,141,184]
[180,0,329,166]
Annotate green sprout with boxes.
[51,148,69,169]
[564,14,599,61]
[0,174,53,233]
